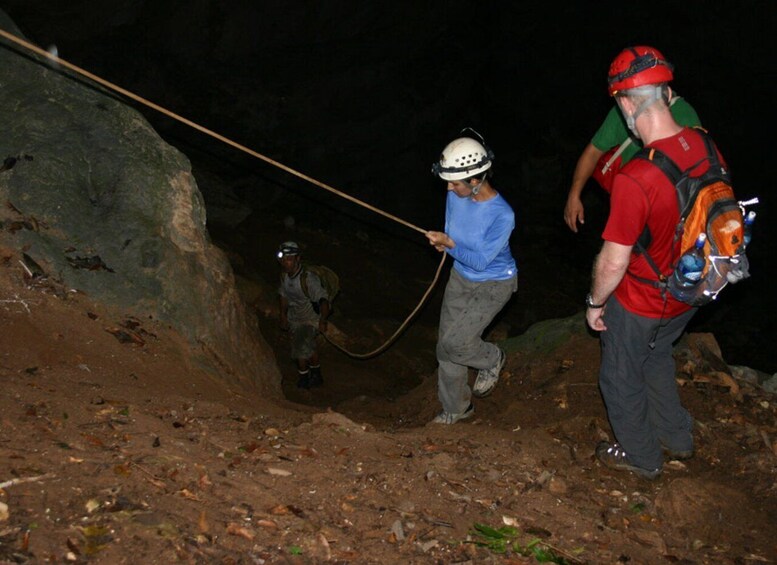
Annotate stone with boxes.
[0,9,279,393]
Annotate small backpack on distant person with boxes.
[634,128,756,306]
[300,264,340,311]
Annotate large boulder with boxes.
[0,11,280,394]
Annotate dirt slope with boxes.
[1,253,776,564]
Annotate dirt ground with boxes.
[1,234,777,565]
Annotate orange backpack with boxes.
[634,129,753,306]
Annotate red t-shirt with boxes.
[602,128,724,318]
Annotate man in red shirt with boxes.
[585,47,719,479]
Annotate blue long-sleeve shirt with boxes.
[444,191,517,282]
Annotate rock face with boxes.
[0,11,280,394]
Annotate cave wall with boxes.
[0,10,281,393]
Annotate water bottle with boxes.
[743,211,756,247]
[675,233,707,287]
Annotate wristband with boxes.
[586,293,605,309]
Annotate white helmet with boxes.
[276,241,300,260]
[432,136,493,181]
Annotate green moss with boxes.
[502,312,587,356]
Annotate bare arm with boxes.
[586,241,632,331]
[565,143,605,233]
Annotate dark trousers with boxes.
[599,296,696,470]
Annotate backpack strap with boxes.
[640,146,684,185]
[600,137,632,176]
[630,146,684,287]
[299,268,310,300]
[629,244,667,289]
[639,128,720,216]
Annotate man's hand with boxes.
[565,142,605,233]
[564,195,585,233]
[318,318,328,334]
[586,305,607,331]
[585,241,631,331]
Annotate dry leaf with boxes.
[113,464,131,476]
[145,477,166,489]
[502,515,520,527]
[83,434,105,447]
[178,488,200,501]
[269,504,292,515]
[66,537,81,555]
[226,523,255,540]
[105,327,145,346]
[710,371,740,396]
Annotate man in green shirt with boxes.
[564,50,701,233]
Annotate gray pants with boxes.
[599,296,696,470]
[437,269,517,413]
[290,322,317,360]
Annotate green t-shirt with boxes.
[591,97,701,164]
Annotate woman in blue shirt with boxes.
[426,132,518,424]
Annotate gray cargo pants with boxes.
[437,268,517,414]
[599,296,696,470]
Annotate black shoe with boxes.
[596,441,661,480]
[309,367,323,388]
[297,371,311,389]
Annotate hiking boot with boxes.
[473,348,506,398]
[432,403,474,425]
[309,366,323,388]
[595,441,661,480]
[296,371,311,389]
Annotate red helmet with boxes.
[607,46,674,96]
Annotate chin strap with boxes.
[619,85,666,137]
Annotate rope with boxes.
[324,251,446,359]
[0,29,427,235]
[0,28,446,358]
